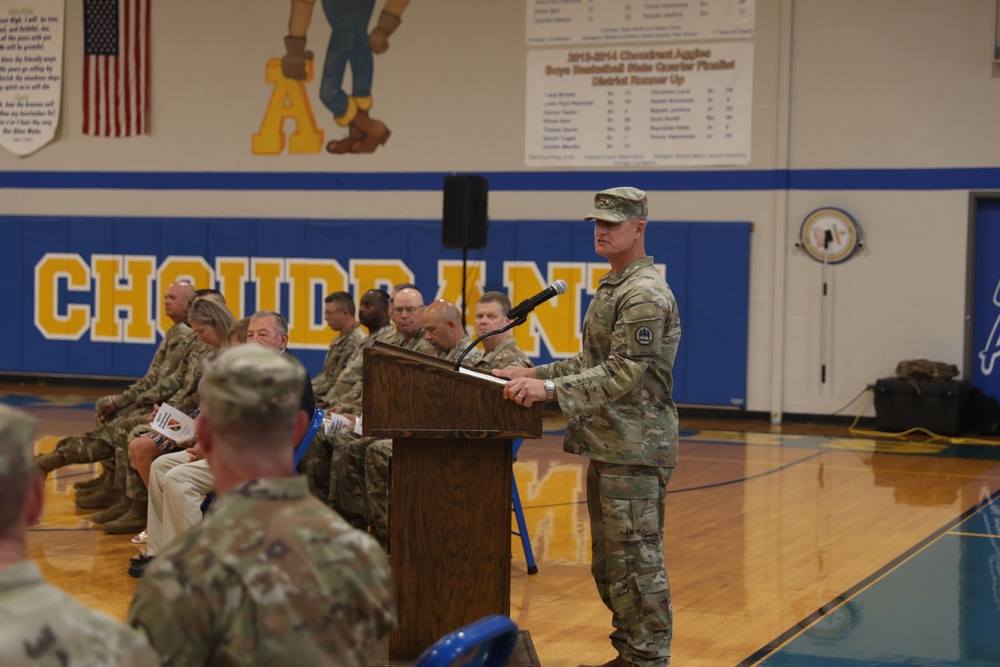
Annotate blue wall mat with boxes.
[1,215,750,408]
[973,200,1000,402]
[686,223,751,407]
[0,218,24,373]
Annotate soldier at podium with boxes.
[496,187,681,667]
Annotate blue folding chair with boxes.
[413,614,519,667]
[511,439,538,575]
[294,407,326,469]
[202,407,325,513]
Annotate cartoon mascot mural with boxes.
[259,0,409,155]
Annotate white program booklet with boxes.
[323,412,352,436]
[149,404,196,443]
[323,413,365,436]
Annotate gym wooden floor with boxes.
[11,379,1000,667]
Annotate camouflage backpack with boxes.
[895,359,959,384]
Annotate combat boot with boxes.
[34,450,68,479]
[75,475,121,510]
[350,109,390,153]
[91,496,131,524]
[579,659,632,667]
[74,468,108,491]
[101,500,147,535]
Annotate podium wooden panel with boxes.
[363,342,542,661]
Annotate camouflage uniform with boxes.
[95,323,196,419]
[128,478,394,667]
[0,404,158,666]
[364,335,494,546]
[472,335,534,372]
[127,345,395,667]
[313,322,366,400]
[115,341,212,516]
[304,323,393,505]
[0,561,159,666]
[534,188,681,667]
[42,327,201,477]
[383,327,435,356]
[325,330,430,529]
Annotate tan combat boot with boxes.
[102,500,148,535]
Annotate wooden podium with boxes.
[363,342,542,661]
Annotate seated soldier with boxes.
[313,291,367,405]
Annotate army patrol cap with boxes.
[584,186,648,223]
[200,345,306,424]
[0,405,37,476]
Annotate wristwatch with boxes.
[543,379,555,401]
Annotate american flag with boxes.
[83,0,150,137]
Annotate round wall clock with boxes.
[799,207,863,264]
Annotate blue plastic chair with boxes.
[412,614,519,667]
[294,407,326,469]
[511,439,538,575]
[202,407,325,513]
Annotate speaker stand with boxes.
[460,246,468,328]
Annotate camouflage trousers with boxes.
[95,396,151,423]
[586,459,674,667]
[364,439,393,547]
[331,431,375,531]
[301,429,371,531]
[117,423,173,505]
[301,430,333,505]
[53,413,150,475]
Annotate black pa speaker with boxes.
[442,174,488,250]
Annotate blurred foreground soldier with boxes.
[128,345,394,666]
[0,405,157,666]
[497,187,681,667]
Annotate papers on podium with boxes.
[149,404,196,444]
[458,366,508,386]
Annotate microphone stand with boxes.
[453,316,526,371]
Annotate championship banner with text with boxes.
[526,41,752,168]
[0,216,750,408]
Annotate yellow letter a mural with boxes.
[252,59,324,155]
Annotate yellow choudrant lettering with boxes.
[216,257,249,319]
[252,258,286,312]
[91,255,157,343]
[513,461,587,564]
[350,259,413,297]
[437,260,485,328]
[252,58,324,155]
[157,257,214,333]
[286,259,349,348]
[34,253,90,340]
[504,262,583,358]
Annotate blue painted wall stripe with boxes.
[4,167,1000,192]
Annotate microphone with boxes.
[506,280,568,321]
